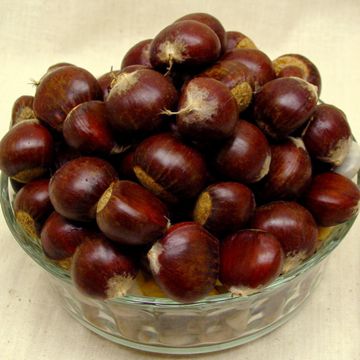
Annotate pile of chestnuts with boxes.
[1,12,360,303]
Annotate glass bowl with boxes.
[1,172,358,355]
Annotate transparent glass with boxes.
[1,173,358,354]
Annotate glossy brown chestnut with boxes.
[33,65,102,131]
[199,60,254,112]
[133,133,208,203]
[149,20,221,72]
[221,48,276,89]
[303,172,360,226]
[175,13,227,53]
[121,39,152,68]
[250,201,318,271]
[219,230,284,295]
[0,120,53,183]
[47,62,76,73]
[96,180,169,246]
[116,148,137,180]
[225,31,257,51]
[14,178,53,238]
[257,138,312,201]
[71,236,138,300]
[175,77,238,142]
[11,95,35,126]
[106,68,178,134]
[253,77,318,139]
[52,141,81,173]
[147,222,219,302]
[194,182,255,237]
[63,101,121,155]
[272,54,321,95]
[41,211,95,265]
[215,120,271,183]
[49,156,118,222]
[302,104,352,166]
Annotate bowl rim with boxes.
[1,172,358,307]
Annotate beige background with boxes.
[0,0,359,359]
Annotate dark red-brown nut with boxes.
[63,101,121,155]
[96,180,169,246]
[194,182,255,237]
[257,138,312,202]
[71,236,138,300]
[302,104,352,166]
[105,68,178,134]
[116,148,137,180]
[225,31,257,51]
[49,157,117,222]
[41,211,95,268]
[221,48,276,89]
[133,133,208,203]
[147,222,219,302]
[175,13,227,53]
[272,53,321,95]
[47,62,76,73]
[0,120,53,183]
[220,229,284,295]
[121,39,152,68]
[303,172,360,226]
[175,77,238,142]
[33,65,102,131]
[150,20,221,72]
[250,201,318,272]
[199,60,254,112]
[52,142,81,173]
[11,95,35,126]
[253,77,318,139]
[14,178,53,238]
[215,120,271,184]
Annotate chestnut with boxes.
[334,140,360,179]
[221,48,276,89]
[302,104,352,166]
[253,77,318,139]
[96,180,169,246]
[52,141,81,173]
[11,95,35,126]
[14,178,53,239]
[199,60,254,112]
[97,69,122,100]
[41,211,95,266]
[133,133,208,203]
[121,39,152,68]
[250,201,318,272]
[257,137,312,202]
[147,222,219,302]
[116,148,137,180]
[175,13,227,53]
[272,53,321,95]
[49,156,118,222]
[174,77,238,142]
[105,68,178,134]
[0,120,53,183]
[225,31,257,51]
[193,182,256,237]
[215,120,271,183]
[219,230,284,295]
[149,20,221,72]
[63,101,122,155]
[71,236,138,299]
[303,172,360,226]
[47,62,76,73]
[33,65,102,131]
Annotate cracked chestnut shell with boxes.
[303,172,360,226]
[253,77,318,139]
[0,120,53,183]
[250,201,318,272]
[133,133,208,203]
[220,229,284,295]
[96,180,169,246]
[71,236,138,300]
[49,157,117,222]
[147,222,219,302]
